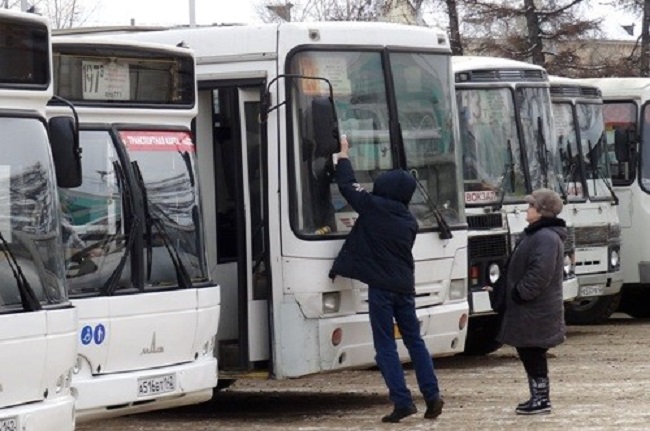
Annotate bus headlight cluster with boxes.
[449,279,467,300]
[322,292,341,314]
[609,247,620,271]
[202,336,216,357]
[564,255,572,276]
[488,263,501,284]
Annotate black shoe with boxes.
[381,404,417,423]
[515,399,551,415]
[424,397,444,419]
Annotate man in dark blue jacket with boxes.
[329,136,444,423]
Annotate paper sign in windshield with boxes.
[465,190,496,204]
[120,131,195,153]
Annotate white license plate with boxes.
[0,417,17,431]
[137,373,176,397]
[580,285,604,297]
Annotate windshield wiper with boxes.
[100,161,138,296]
[492,139,516,211]
[413,177,453,240]
[132,161,192,289]
[588,139,619,205]
[537,117,568,202]
[0,230,41,310]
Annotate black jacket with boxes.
[329,158,417,294]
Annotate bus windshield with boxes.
[119,130,208,287]
[288,49,462,236]
[516,86,563,193]
[552,102,584,200]
[603,102,637,186]
[578,103,611,199]
[456,87,526,204]
[0,117,66,308]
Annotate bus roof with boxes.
[549,75,601,101]
[65,21,453,61]
[452,56,548,84]
[452,56,546,72]
[581,77,650,101]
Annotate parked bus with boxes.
[101,22,470,380]
[0,10,78,431]
[48,37,220,421]
[452,57,579,353]
[549,76,622,324]
[583,77,650,318]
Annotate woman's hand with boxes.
[338,134,349,159]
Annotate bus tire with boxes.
[214,379,236,393]
[461,314,503,356]
[564,293,621,325]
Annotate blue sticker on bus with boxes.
[93,324,106,345]
[81,325,93,345]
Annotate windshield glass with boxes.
[578,103,611,199]
[640,105,650,192]
[288,49,462,236]
[392,52,462,226]
[0,117,66,310]
[517,86,563,194]
[552,102,584,200]
[59,130,129,297]
[603,102,637,186]
[457,88,526,204]
[120,130,208,287]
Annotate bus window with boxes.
[603,102,637,186]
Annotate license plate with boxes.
[137,373,176,397]
[0,417,17,431]
[580,285,604,297]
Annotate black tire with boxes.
[565,293,621,325]
[214,379,235,393]
[618,290,650,318]
[461,314,503,356]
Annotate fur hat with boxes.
[525,188,563,217]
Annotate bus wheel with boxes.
[214,379,236,393]
[564,293,621,325]
[461,314,503,356]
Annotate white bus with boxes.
[452,56,579,353]
[48,37,220,421]
[584,77,650,318]
[549,76,622,324]
[0,10,78,431]
[106,22,470,380]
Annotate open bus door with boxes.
[197,83,271,378]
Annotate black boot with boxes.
[381,404,417,423]
[515,376,551,415]
[517,375,534,409]
[424,397,444,419]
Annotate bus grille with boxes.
[469,234,508,261]
[467,213,503,230]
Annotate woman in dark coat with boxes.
[497,188,567,415]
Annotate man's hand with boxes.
[338,134,349,159]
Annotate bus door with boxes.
[197,84,270,374]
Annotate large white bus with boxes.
[452,56,580,352]
[0,10,78,431]
[48,37,220,421]
[584,77,650,318]
[104,22,470,380]
[549,76,622,324]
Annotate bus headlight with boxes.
[322,292,341,314]
[609,248,620,271]
[488,263,500,284]
[564,255,572,276]
[449,279,467,300]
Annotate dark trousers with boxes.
[368,287,440,408]
[516,347,549,377]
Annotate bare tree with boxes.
[255,0,381,22]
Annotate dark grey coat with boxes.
[497,217,567,349]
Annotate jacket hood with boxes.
[372,170,417,205]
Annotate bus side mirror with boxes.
[614,128,632,163]
[49,116,82,188]
[311,96,340,157]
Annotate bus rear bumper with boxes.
[0,394,75,431]
[317,301,468,372]
[74,356,217,423]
